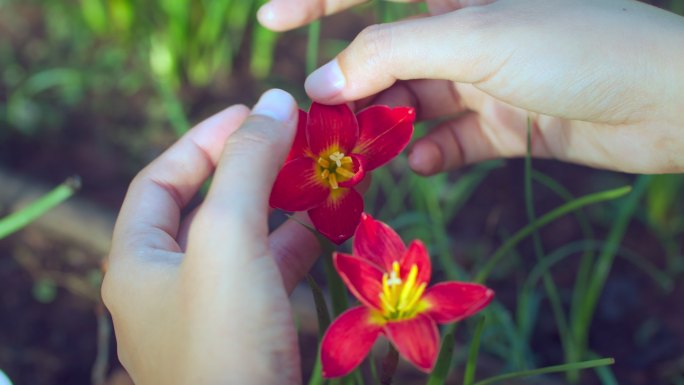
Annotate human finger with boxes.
[112,105,250,254]
[257,0,421,32]
[304,6,506,103]
[268,213,321,294]
[407,110,552,175]
[189,89,298,252]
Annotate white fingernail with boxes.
[305,59,346,99]
[251,89,296,122]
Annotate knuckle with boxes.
[354,23,394,65]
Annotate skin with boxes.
[102,90,320,385]
[260,0,684,174]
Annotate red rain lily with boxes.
[321,214,494,378]
[269,102,415,244]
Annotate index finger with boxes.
[257,0,422,32]
[112,105,250,255]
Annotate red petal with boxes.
[285,109,311,162]
[423,282,494,324]
[270,158,328,211]
[308,188,363,244]
[337,154,366,188]
[334,252,384,309]
[384,314,439,372]
[354,105,415,171]
[307,102,359,155]
[353,213,406,272]
[399,240,432,285]
[321,307,382,378]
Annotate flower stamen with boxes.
[378,261,426,321]
[329,152,345,167]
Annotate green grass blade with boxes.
[475,185,632,283]
[0,176,80,240]
[472,358,615,385]
[306,20,321,75]
[425,331,456,385]
[321,239,349,317]
[463,317,486,385]
[306,274,331,339]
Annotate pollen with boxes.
[378,261,427,321]
[316,151,355,190]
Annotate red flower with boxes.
[269,103,415,244]
[321,214,494,378]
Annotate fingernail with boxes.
[256,3,275,25]
[252,89,296,122]
[305,59,346,99]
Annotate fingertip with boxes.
[408,140,443,176]
[256,2,280,30]
[305,59,346,102]
[251,89,297,122]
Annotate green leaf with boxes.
[425,331,456,385]
[472,358,615,385]
[463,317,486,385]
[0,177,80,240]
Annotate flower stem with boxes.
[380,343,399,385]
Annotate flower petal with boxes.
[384,314,439,373]
[354,105,415,171]
[353,213,406,272]
[270,157,328,211]
[337,154,366,188]
[399,240,432,285]
[285,109,311,162]
[423,282,494,324]
[334,252,384,309]
[308,188,363,244]
[321,307,382,378]
[307,102,359,155]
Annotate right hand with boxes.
[259,0,684,174]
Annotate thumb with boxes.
[196,89,298,241]
[304,8,504,103]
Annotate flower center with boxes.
[317,151,354,189]
[378,261,427,321]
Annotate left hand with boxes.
[102,89,320,385]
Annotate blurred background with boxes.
[1,1,684,384]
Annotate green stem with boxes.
[0,176,80,239]
[306,20,321,75]
[474,185,632,283]
[463,317,486,385]
[472,358,615,385]
[425,331,456,385]
[321,240,348,317]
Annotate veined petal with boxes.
[354,105,415,171]
[307,102,359,155]
[270,158,328,211]
[334,252,384,310]
[384,314,439,373]
[399,240,432,285]
[285,109,311,162]
[423,282,494,324]
[321,307,382,378]
[308,188,363,244]
[337,154,366,188]
[353,213,406,272]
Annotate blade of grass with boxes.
[463,317,486,385]
[306,20,321,75]
[425,331,456,385]
[306,274,331,339]
[474,185,632,283]
[472,358,615,385]
[0,176,80,239]
[523,118,571,374]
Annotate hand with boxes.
[102,90,320,385]
[259,0,684,174]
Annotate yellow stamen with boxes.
[377,262,427,321]
[335,167,355,179]
[317,157,330,168]
[341,156,353,165]
[328,173,339,189]
[321,169,330,179]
